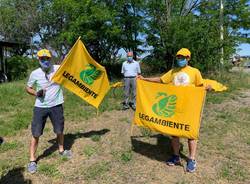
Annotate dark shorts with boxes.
[31,104,64,137]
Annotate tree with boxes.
[144,0,250,73]
[0,0,40,43]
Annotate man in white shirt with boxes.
[121,51,141,110]
[26,49,72,174]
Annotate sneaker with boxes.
[186,159,196,172]
[59,150,72,159]
[28,161,37,174]
[166,155,181,166]
[131,105,136,111]
[122,105,129,110]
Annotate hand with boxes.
[36,89,45,97]
[205,85,213,91]
[137,75,144,80]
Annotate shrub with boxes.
[6,56,33,81]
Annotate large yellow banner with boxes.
[134,79,206,139]
[52,38,110,108]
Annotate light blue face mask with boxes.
[176,59,187,67]
[39,60,51,72]
[127,57,133,62]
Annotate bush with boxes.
[6,56,33,81]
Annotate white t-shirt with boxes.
[121,60,141,77]
[27,65,64,108]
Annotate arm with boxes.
[137,62,141,75]
[26,86,37,96]
[137,75,162,83]
[26,72,45,97]
[121,63,124,75]
[195,69,212,91]
[26,86,45,97]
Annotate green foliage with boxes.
[120,150,133,163]
[140,127,152,137]
[38,163,61,177]
[219,160,248,182]
[0,81,33,136]
[84,161,110,180]
[0,0,40,42]
[83,145,97,157]
[145,0,250,73]
[0,141,19,153]
[90,135,101,142]
[1,0,250,75]
[6,56,32,81]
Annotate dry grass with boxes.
[0,72,250,184]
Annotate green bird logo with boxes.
[80,64,101,85]
[152,92,177,117]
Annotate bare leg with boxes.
[57,133,64,152]
[172,136,180,155]
[188,139,197,160]
[30,136,39,161]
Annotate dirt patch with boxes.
[1,90,250,184]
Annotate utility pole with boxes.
[220,0,224,64]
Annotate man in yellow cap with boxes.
[138,48,210,172]
[26,49,72,174]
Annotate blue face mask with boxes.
[127,57,133,62]
[39,60,51,72]
[176,59,187,67]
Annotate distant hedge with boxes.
[6,56,35,81]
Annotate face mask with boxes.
[127,57,133,62]
[176,59,187,67]
[39,60,51,72]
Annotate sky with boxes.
[118,43,250,58]
[236,43,250,56]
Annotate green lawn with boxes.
[0,71,250,184]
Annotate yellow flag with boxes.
[134,80,206,139]
[203,79,227,92]
[52,38,110,108]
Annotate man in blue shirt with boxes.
[121,51,141,110]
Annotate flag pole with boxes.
[96,108,99,116]
[130,121,135,137]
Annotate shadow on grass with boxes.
[131,134,188,162]
[0,167,32,184]
[0,137,3,145]
[37,129,110,162]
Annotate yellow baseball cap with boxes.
[37,49,51,58]
[176,48,191,57]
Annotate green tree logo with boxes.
[80,64,101,85]
[152,92,177,117]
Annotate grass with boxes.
[83,145,97,157]
[0,71,250,183]
[90,134,101,142]
[219,160,248,182]
[0,80,124,136]
[119,117,131,124]
[120,150,133,163]
[205,71,250,104]
[83,161,111,180]
[0,141,19,153]
[38,163,61,177]
[140,127,152,137]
